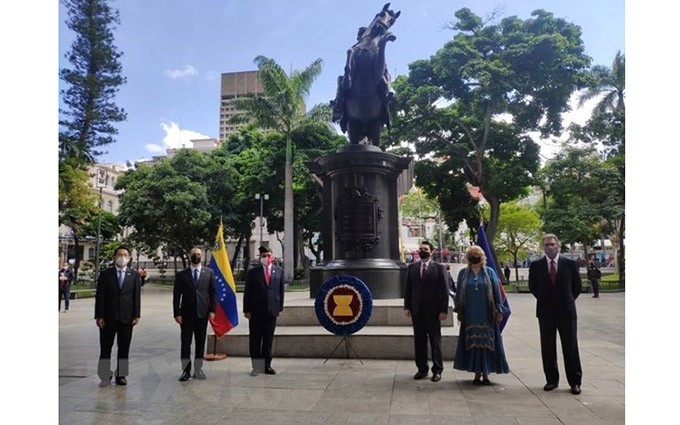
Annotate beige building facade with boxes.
[219,70,263,142]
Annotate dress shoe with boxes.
[179,370,191,382]
[264,367,277,375]
[570,385,582,395]
[482,378,492,385]
[413,371,428,380]
[431,373,441,382]
[99,376,112,387]
[543,383,558,391]
[249,369,260,377]
[115,377,127,386]
[194,369,207,380]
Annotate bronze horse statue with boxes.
[331,3,400,148]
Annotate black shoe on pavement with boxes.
[194,369,207,380]
[179,370,191,382]
[543,383,558,391]
[431,373,441,382]
[264,367,277,375]
[115,377,127,386]
[413,371,428,380]
[571,385,582,395]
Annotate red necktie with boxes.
[549,260,556,287]
[265,265,271,285]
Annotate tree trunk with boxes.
[617,214,625,288]
[283,140,294,283]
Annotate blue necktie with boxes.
[193,269,199,287]
[118,269,124,289]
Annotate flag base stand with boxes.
[206,334,227,361]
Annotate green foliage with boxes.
[493,202,542,266]
[387,7,589,251]
[228,56,329,278]
[116,150,216,263]
[542,146,622,250]
[59,0,127,163]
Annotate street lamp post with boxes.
[94,169,107,283]
[254,193,269,248]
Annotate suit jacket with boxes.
[94,267,141,324]
[528,256,582,320]
[173,267,217,319]
[243,262,285,317]
[403,260,449,317]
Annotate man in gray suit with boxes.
[95,246,141,387]
[173,247,217,382]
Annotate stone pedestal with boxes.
[307,145,412,299]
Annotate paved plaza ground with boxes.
[56,286,626,424]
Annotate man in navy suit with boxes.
[529,234,583,395]
[95,246,141,387]
[403,241,449,382]
[173,247,217,382]
[243,246,285,376]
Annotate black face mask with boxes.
[190,254,201,265]
[418,250,430,259]
[469,256,481,264]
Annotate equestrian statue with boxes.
[331,3,400,148]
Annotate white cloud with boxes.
[165,65,198,79]
[530,90,604,162]
[160,121,211,150]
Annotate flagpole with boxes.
[205,334,226,361]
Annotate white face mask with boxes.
[115,256,129,267]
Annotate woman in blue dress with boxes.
[453,245,509,384]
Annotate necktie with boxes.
[265,265,271,285]
[193,268,199,287]
[549,260,557,287]
[118,269,124,289]
[421,263,427,280]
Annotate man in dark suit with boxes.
[173,247,217,382]
[403,241,449,382]
[95,246,141,387]
[243,246,285,376]
[529,233,583,395]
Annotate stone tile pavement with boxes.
[56,286,626,424]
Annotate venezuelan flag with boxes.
[208,222,239,336]
[477,224,511,333]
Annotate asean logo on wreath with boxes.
[314,275,373,336]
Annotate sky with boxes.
[57,0,626,165]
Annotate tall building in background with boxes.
[219,70,263,142]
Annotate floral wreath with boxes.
[314,275,373,336]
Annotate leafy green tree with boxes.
[59,0,127,163]
[568,51,625,282]
[116,150,213,270]
[542,146,622,260]
[59,159,97,276]
[229,55,327,282]
[493,201,542,281]
[577,50,625,114]
[387,8,590,271]
[212,128,278,269]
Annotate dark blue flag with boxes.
[477,225,511,333]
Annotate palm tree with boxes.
[578,50,625,113]
[231,55,325,283]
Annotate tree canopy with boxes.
[388,8,591,255]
